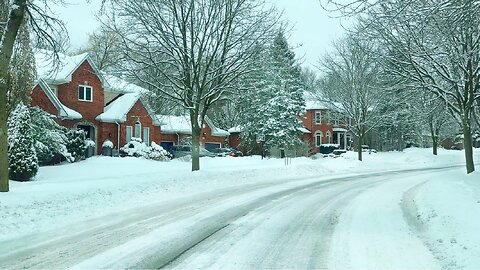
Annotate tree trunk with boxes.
[356,135,363,161]
[190,112,201,171]
[430,123,438,156]
[432,138,438,156]
[0,0,27,192]
[462,118,475,174]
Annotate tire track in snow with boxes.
[164,176,388,269]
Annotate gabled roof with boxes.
[157,115,230,136]
[305,100,332,110]
[35,50,109,87]
[95,75,161,126]
[36,79,82,120]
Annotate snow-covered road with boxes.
[0,166,459,269]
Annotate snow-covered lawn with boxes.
[1,147,479,267]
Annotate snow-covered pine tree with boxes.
[66,130,86,162]
[263,30,305,148]
[29,107,69,164]
[238,31,305,153]
[7,104,38,181]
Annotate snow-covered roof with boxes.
[333,127,348,132]
[305,100,332,110]
[36,79,82,120]
[298,127,311,134]
[158,115,229,136]
[102,73,146,94]
[96,75,161,125]
[228,126,243,133]
[96,92,141,123]
[35,50,108,87]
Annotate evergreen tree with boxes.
[29,107,69,163]
[66,130,86,162]
[7,104,38,181]
[239,31,305,151]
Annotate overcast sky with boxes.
[53,0,348,70]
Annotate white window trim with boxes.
[315,131,323,147]
[126,126,133,143]
[134,121,142,139]
[143,127,150,145]
[78,85,93,102]
[314,111,322,125]
[326,131,331,144]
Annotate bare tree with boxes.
[322,0,480,173]
[75,25,123,72]
[0,0,66,192]
[320,33,387,161]
[106,0,277,171]
[361,0,480,173]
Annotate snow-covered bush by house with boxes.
[120,137,146,157]
[85,139,96,148]
[7,104,38,181]
[146,142,172,161]
[120,138,171,161]
[66,130,87,162]
[29,107,70,164]
[102,139,114,148]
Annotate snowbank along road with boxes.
[0,166,462,269]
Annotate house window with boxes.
[326,131,331,144]
[134,121,141,139]
[143,127,150,146]
[126,126,132,143]
[78,85,93,102]
[314,111,322,125]
[315,131,323,147]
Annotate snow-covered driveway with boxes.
[0,167,462,269]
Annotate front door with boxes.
[77,124,95,140]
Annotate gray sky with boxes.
[54,1,348,70]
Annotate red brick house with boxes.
[31,51,162,154]
[227,99,352,156]
[301,100,351,154]
[157,115,230,151]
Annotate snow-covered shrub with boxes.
[146,142,172,161]
[120,138,147,157]
[102,139,114,148]
[66,129,86,162]
[85,139,95,148]
[120,140,171,161]
[29,107,69,164]
[7,104,38,181]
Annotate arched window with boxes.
[326,131,331,144]
[134,121,141,139]
[315,131,323,147]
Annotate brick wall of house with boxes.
[57,60,105,125]
[31,86,58,116]
[302,109,335,153]
[120,100,160,147]
[160,133,179,144]
[229,132,241,148]
[99,122,117,153]
[200,124,226,147]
